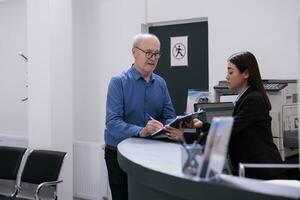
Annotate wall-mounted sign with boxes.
[170,36,188,67]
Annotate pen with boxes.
[146,113,154,120]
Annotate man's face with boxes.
[132,37,161,75]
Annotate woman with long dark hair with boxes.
[165,51,283,179]
[225,51,283,179]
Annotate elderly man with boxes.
[104,33,176,200]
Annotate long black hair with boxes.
[228,51,271,111]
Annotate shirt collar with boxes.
[130,65,155,82]
[234,86,250,105]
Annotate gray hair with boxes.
[132,33,160,48]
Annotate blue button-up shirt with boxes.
[104,67,176,146]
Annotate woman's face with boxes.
[226,61,249,91]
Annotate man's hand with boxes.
[139,119,164,137]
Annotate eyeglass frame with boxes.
[134,46,162,59]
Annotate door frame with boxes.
[141,17,208,33]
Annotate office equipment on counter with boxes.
[214,79,298,160]
[214,79,296,101]
[186,89,210,113]
[238,163,299,178]
[181,142,203,176]
[194,102,234,123]
[199,117,233,179]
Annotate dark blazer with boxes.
[190,87,284,179]
[229,87,283,179]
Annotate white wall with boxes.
[0,0,27,137]
[74,0,300,142]
[0,0,299,150]
[72,2,146,198]
[1,0,299,143]
[73,0,146,142]
[27,0,74,199]
[147,0,300,95]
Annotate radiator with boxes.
[73,141,109,200]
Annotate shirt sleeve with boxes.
[105,76,143,140]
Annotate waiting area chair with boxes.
[0,147,66,200]
[0,146,27,197]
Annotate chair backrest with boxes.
[0,146,27,180]
[21,150,66,184]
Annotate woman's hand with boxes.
[192,118,203,128]
[183,118,203,129]
[163,119,204,142]
[164,122,184,142]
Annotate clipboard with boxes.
[149,109,204,138]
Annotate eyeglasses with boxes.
[135,46,162,59]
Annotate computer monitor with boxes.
[194,102,234,123]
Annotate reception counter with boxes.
[118,138,300,200]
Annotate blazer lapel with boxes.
[232,102,239,116]
[232,87,253,116]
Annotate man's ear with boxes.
[132,48,137,58]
